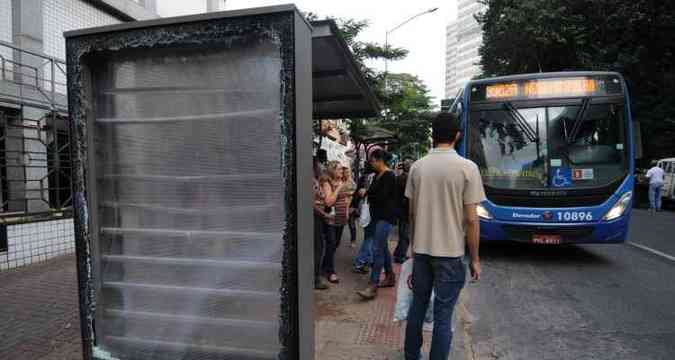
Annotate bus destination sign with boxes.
[486,78,597,99]
[473,75,623,102]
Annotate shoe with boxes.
[356,285,378,300]
[314,278,329,290]
[352,265,369,274]
[352,265,367,274]
[378,272,396,288]
[328,273,340,283]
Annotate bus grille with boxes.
[487,194,609,208]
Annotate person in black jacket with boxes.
[357,149,397,300]
[393,159,413,263]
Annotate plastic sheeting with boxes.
[92,42,284,360]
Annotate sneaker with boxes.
[314,278,329,290]
[352,265,368,274]
[378,272,396,288]
[356,285,378,300]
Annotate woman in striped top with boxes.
[322,162,356,283]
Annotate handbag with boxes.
[358,197,371,228]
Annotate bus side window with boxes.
[668,162,675,174]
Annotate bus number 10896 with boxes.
[557,211,593,222]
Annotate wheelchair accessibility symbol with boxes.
[552,167,573,188]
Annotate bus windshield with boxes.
[468,102,628,190]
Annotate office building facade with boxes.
[445,0,487,98]
[0,0,158,271]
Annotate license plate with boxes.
[531,234,562,245]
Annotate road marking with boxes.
[627,242,675,262]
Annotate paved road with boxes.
[464,209,675,360]
[629,209,675,258]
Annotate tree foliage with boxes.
[379,73,434,158]
[476,0,675,161]
[319,16,433,160]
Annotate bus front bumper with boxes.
[479,214,630,244]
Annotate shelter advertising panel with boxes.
[65,6,313,360]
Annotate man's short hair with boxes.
[433,112,461,144]
[369,148,392,163]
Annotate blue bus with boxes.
[452,72,634,244]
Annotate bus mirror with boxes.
[455,101,463,116]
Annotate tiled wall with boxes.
[42,0,121,87]
[43,0,121,60]
[0,218,75,271]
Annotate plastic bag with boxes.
[393,259,434,323]
[358,198,371,228]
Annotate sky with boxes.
[156,0,459,104]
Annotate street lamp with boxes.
[384,7,439,120]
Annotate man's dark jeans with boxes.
[393,221,410,261]
[405,254,466,360]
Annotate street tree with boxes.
[378,73,434,159]
[325,16,434,160]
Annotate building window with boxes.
[0,224,6,252]
[46,114,72,210]
[0,109,72,218]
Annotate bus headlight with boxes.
[477,204,493,220]
[603,192,632,221]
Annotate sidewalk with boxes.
[0,255,82,360]
[0,236,471,360]
[314,227,470,360]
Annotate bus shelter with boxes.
[65,5,379,360]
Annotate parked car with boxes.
[656,158,675,202]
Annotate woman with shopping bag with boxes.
[356,149,398,299]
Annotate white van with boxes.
[656,158,675,201]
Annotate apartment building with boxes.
[445,0,487,98]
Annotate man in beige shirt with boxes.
[403,112,485,360]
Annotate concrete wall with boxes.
[97,0,158,21]
[0,0,11,62]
